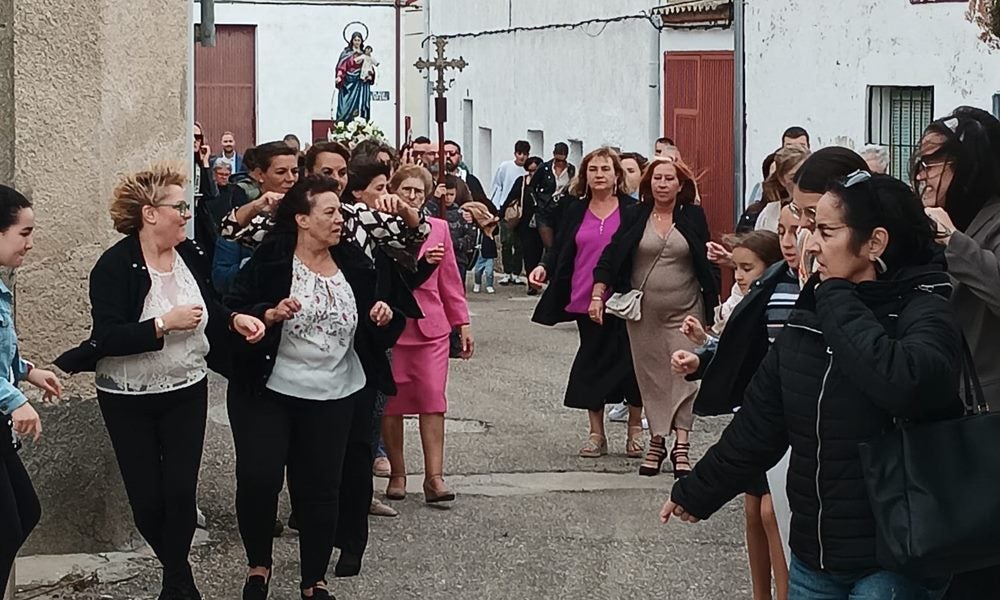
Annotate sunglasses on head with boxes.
[841,169,871,188]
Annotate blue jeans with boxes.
[474,255,495,287]
[789,555,950,600]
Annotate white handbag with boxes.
[604,225,672,322]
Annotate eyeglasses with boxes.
[841,169,871,188]
[194,134,204,141]
[916,158,948,174]
[154,201,191,214]
[788,201,817,226]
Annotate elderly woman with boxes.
[225,176,404,600]
[382,165,473,504]
[0,186,63,595]
[529,148,642,458]
[56,165,264,600]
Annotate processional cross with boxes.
[415,37,468,217]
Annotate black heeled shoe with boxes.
[670,441,693,479]
[638,435,668,476]
[243,574,270,600]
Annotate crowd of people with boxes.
[1,106,999,600]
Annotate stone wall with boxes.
[0,0,189,553]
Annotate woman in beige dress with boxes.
[592,158,719,477]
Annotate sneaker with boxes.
[486,286,496,294]
[607,402,629,422]
[196,507,206,530]
[498,275,512,286]
[473,284,481,293]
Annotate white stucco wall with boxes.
[196,2,401,145]
[427,0,663,187]
[745,0,1000,184]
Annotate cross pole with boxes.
[414,37,468,218]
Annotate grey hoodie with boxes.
[945,197,1000,408]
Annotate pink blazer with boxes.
[410,217,470,339]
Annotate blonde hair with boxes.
[110,163,188,234]
[763,146,811,203]
[570,147,626,198]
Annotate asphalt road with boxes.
[77,283,752,599]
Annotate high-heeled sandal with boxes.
[638,435,668,476]
[423,474,456,503]
[671,440,693,479]
[578,433,608,458]
[385,473,407,500]
[626,426,645,459]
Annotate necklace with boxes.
[652,210,671,222]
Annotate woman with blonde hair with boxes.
[530,148,643,458]
[756,146,810,233]
[591,157,719,477]
[57,164,265,600]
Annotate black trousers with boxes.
[0,433,40,594]
[228,385,373,588]
[98,378,208,576]
[518,226,544,275]
[944,566,1000,599]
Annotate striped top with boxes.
[765,268,801,343]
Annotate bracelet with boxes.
[591,296,603,301]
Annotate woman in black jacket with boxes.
[56,165,265,600]
[501,156,545,294]
[529,147,641,458]
[662,173,961,599]
[224,176,404,600]
[590,157,719,477]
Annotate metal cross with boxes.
[414,37,468,97]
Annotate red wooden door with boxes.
[664,51,735,296]
[195,25,257,154]
[663,51,734,238]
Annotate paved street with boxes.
[19,286,750,600]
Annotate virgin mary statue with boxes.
[334,31,373,123]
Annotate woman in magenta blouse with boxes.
[529,148,643,458]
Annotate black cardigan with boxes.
[592,201,720,325]
[532,194,637,326]
[223,234,405,398]
[55,235,236,377]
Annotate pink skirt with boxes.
[383,324,450,416]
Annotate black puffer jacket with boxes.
[671,266,964,572]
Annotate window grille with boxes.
[866,86,934,179]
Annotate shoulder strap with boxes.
[961,334,988,414]
[636,224,674,292]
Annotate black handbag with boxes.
[858,339,1000,578]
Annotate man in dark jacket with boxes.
[532,142,576,248]
[444,140,489,205]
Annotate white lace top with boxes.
[96,252,210,395]
[265,256,366,401]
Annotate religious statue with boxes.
[334,24,375,123]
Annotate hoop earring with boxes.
[874,256,887,275]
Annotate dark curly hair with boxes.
[271,176,342,237]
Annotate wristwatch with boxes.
[155,317,170,336]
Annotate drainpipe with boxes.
[732,0,745,226]
[196,0,216,47]
[395,0,401,148]
[651,13,662,150]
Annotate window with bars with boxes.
[866,86,934,179]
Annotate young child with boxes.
[672,229,789,600]
[472,214,499,294]
[359,45,379,82]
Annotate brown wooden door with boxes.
[664,50,735,297]
[195,25,256,154]
[663,51,734,239]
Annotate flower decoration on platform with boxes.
[967,0,1000,49]
[328,117,387,150]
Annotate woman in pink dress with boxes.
[382,165,474,504]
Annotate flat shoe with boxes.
[385,474,407,500]
[369,498,398,517]
[579,434,608,458]
[372,456,391,478]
